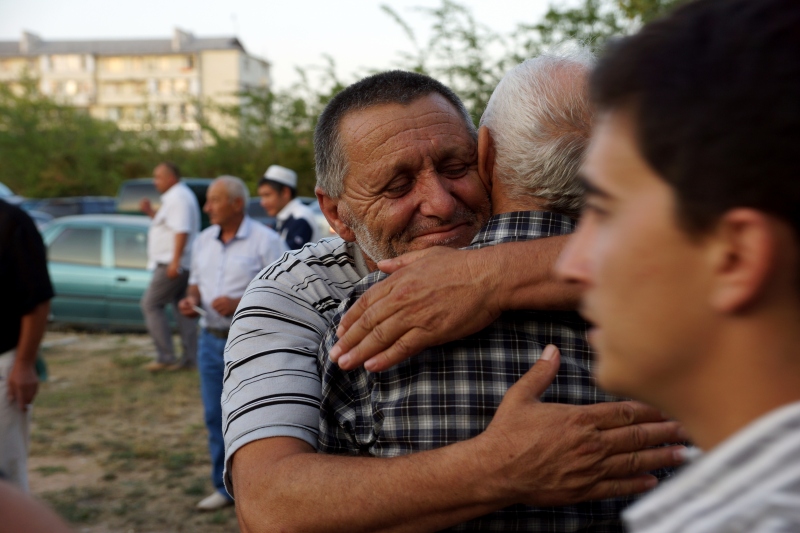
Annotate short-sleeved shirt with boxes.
[221,237,370,494]
[147,181,200,270]
[275,198,320,249]
[317,211,631,532]
[0,200,55,354]
[624,401,800,533]
[189,216,288,330]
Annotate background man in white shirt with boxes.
[556,0,800,530]
[178,176,287,511]
[140,162,200,371]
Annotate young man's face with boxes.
[556,111,714,404]
[258,183,291,217]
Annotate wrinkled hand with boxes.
[211,296,238,317]
[331,247,501,371]
[178,296,200,318]
[481,345,686,506]
[7,361,38,412]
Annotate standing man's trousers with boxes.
[140,265,197,366]
[0,350,31,491]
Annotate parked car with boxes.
[116,177,213,228]
[22,196,116,218]
[24,209,54,231]
[0,181,24,205]
[42,214,163,330]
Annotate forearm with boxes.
[16,301,49,366]
[487,236,580,311]
[234,437,509,533]
[172,232,188,266]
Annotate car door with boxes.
[108,225,152,327]
[46,224,111,325]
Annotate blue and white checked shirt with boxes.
[317,211,635,532]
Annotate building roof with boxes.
[0,29,250,58]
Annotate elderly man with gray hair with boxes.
[177,176,287,511]
[317,52,650,531]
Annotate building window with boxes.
[51,55,83,73]
[173,78,188,94]
[108,107,121,121]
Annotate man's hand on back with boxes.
[481,345,687,505]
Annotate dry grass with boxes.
[28,331,239,532]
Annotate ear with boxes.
[477,126,496,193]
[707,208,779,313]
[315,187,356,242]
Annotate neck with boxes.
[219,214,245,243]
[660,311,800,451]
[490,182,549,215]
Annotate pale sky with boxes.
[0,0,553,89]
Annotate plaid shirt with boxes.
[318,211,631,532]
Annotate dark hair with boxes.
[159,161,181,180]
[314,70,476,197]
[256,178,296,199]
[591,0,800,235]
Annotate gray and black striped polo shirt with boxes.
[221,237,370,493]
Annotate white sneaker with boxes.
[196,491,234,511]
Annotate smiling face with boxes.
[323,94,490,263]
[556,110,715,403]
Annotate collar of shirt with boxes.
[623,400,800,532]
[216,215,252,243]
[470,210,577,248]
[276,197,303,222]
[160,180,187,203]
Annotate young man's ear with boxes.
[707,208,782,313]
[477,126,496,194]
[315,187,356,242]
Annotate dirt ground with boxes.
[27,331,240,533]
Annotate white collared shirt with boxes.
[146,181,201,270]
[624,401,800,533]
[189,216,288,329]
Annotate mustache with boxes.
[397,203,480,244]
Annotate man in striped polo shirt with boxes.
[222,70,684,532]
[556,0,800,531]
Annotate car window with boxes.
[117,182,160,212]
[38,200,81,218]
[48,227,103,266]
[113,228,148,270]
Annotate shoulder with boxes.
[258,237,353,282]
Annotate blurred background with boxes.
[0,0,680,200]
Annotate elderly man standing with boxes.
[178,176,287,511]
[223,71,684,532]
[317,53,646,530]
[140,162,200,372]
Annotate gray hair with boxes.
[314,70,477,198]
[480,50,595,218]
[213,175,249,206]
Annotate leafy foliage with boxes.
[0,0,683,199]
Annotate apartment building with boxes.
[0,29,270,140]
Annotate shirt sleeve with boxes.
[188,235,201,286]
[12,210,54,314]
[164,190,193,234]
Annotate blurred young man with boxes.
[257,165,320,249]
[556,0,800,530]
